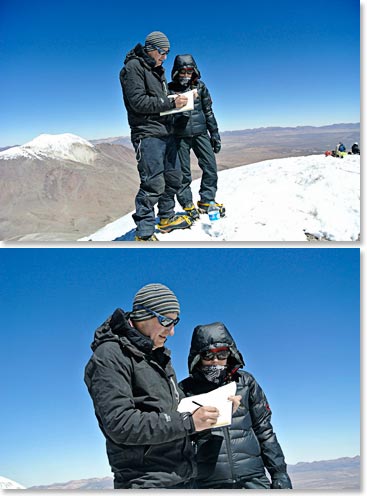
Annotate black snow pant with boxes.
[132,135,182,238]
[176,133,218,207]
[200,475,271,489]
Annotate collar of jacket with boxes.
[168,80,194,92]
[191,368,224,392]
[125,43,162,72]
[91,307,174,363]
[136,44,166,79]
[191,365,241,391]
[91,307,152,355]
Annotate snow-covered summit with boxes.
[80,154,360,242]
[0,476,25,489]
[0,133,96,163]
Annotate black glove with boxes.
[210,133,221,153]
[271,473,292,489]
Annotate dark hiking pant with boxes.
[114,475,196,490]
[202,474,271,489]
[241,475,271,489]
[132,135,182,238]
[166,480,197,489]
[176,133,218,207]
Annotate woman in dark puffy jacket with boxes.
[168,54,225,219]
[179,322,293,489]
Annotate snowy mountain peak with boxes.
[0,476,25,489]
[25,132,94,150]
[0,133,96,164]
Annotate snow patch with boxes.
[0,476,26,489]
[79,154,360,242]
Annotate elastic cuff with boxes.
[181,412,195,434]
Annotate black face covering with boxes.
[178,76,191,86]
[201,365,227,384]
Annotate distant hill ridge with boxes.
[25,456,359,490]
[290,454,360,471]
[0,123,359,241]
[288,455,360,490]
[90,122,359,144]
[91,122,360,172]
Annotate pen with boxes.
[192,400,203,407]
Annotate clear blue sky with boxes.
[0,0,360,147]
[0,248,360,487]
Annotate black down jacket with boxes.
[168,54,219,138]
[119,44,176,141]
[179,322,290,488]
[84,308,196,489]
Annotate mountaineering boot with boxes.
[157,214,193,233]
[183,202,200,221]
[197,200,226,217]
[134,233,159,242]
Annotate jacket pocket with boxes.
[143,445,153,458]
[244,428,261,456]
[108,443,144,471]
[133,139,141,162]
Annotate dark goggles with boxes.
[151,44,169,55]
[135,304,179,328]
[201,349,230,361]
[179,68,194,75]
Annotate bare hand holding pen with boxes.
[174,94,188,108]
[192,401,220,431]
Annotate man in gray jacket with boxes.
[84,283,219,489]
[120,32,192,241]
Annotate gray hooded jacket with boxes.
[84,308,196,489]
[119,44,176,141]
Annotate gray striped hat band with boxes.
[131,283,180,322]
[145,31,170,52]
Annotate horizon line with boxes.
[1,122,360,149]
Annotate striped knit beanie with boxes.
[144,31,170,52]
[130,283,180,322]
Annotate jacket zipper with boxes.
[223,426,237,484]
[148,358,179,407]
[169,377,180,403]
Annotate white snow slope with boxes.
[0,133,97,164]
[0,476,25,489]
[80,153,360,242]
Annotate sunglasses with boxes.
[135,304,179,328]
[152,44,169,56]
[201,349,230,361]
[179,69,194,75]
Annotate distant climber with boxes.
[351,142,360,155]
[335,142,346,158]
